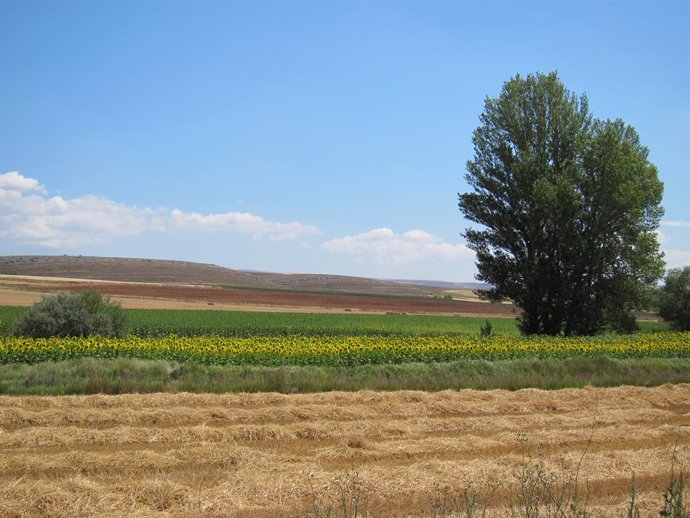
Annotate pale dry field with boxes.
[0,385,688,517]
[0,285,381,314]
[0,275,513,316]
[0,276,387,314]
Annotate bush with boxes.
[480,320,493,337]
[659,266,690,331]
[13,291,127,338]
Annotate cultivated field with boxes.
[3,332,686,366]
[0,306,526,339]
[0,274,513,316]
[0,385,688,517]
[2,256,686,517]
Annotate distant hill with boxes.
[0,256,446,297]
[0,256,275,288]
[388,279,491,291]
[248,271,440,296]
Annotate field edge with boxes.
[1,355,689,395]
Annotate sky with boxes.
[1,0,688,282]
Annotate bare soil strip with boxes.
[0,286,402,314]
[0,276,516,316]
[0,385,688,517]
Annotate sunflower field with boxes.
[1,332,688,366]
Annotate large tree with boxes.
[459,72,664,335]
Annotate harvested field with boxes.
[0,275,516,316]
[0,385,688,517]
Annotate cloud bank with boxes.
[323,227,473,264]
[0,171,319,248]
[659,221,690,269]
[662,220,690,228]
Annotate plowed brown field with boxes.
[0,276,516,316]
[1,385,688,517]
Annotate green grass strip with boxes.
[1,356,689,395]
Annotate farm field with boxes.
[0,385,688,517]
[2,262,687,516]
[0,271,511,316]
[0,305,527,338]
[0,305,668,340]
[2,332,688,366]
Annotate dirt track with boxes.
[1,385,688,517]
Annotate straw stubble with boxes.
[0,385,688,517]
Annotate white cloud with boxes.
[322,227,473,264]
[663,249,690,269]
[662,221,690,228]
[0,171,47,193]
[0,171,319,248]
[168,209,316,241]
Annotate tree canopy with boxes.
[459,72,664,335]
[658,266,690,331]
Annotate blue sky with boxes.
[1,0,688,281]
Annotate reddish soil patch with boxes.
[33,282,517,316]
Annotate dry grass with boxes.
[0,385,688,517]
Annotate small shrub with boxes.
[480,320,493,337]
[12,291,126,338]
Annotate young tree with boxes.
[459,72,664,335]
[658,266,690,331]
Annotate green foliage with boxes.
[459,71,664,336]
[12,291,126,338]
[659,266,690,331]
[480,320,493,337]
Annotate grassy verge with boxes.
[1,356,688,395]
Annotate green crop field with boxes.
[0,306,527,337]
[0,305,669,338]
[123,308,527,336]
